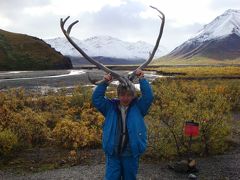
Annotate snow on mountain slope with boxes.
[192,9,240,42]
[165,9,240,60]
[45,35,167,60]
[45,37,89,57]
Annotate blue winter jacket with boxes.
[92,78,154,157]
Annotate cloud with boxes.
[77,1,147,37]
[0,0,131,38]
[1,0,240,52]
[162,22,203,51]
[210,0,240,11]
[57,1,151,40]
[0,0,209,51]
[72,1,202,51]
[0,0,49,17]
[0,0,50,30]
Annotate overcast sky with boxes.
[0,0,240,52]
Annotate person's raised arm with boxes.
[135,69,154,116]
[92,74,113,116]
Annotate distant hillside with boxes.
[0,29,72,70]
[69,56,145,67]
[157,9,240,65]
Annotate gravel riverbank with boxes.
[0,69,162,90]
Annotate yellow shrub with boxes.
[53,119,90,149]
[0,129,18,156]
[53,105,104,149]
[8,108,50,147]
[147,79,231,159]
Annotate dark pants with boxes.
[105,155,139,180]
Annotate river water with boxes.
[0,69,163,92]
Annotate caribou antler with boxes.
[128,6,165,81]
[60,5,165,86]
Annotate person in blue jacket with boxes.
[92,69,154,180]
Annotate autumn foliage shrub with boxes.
[53,103,104,149]
[0,78,239,160]
[53,118,90,149]
[146,79,232,159]
[13,108,50,147]
[0,129,18,156]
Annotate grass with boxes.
[154,56,240,65]
[147,66,240,78]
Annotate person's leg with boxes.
[105,155,122,180]
[121,155,139,180]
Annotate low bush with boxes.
[0,129,18,156]
[146,79,231,158]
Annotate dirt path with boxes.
[1,150,240,180]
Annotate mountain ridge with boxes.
[160,9,240,63]
[45,35,168,64]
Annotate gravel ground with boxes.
[1,151,240,180]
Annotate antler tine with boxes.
[67,20,79,34]
[128,6,165,81]
[60,17,129,86]
[60,16,70,33]
[150,5,164,19]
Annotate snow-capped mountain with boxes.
[165,9,240,60]
[194,9,240,41]
[45,35,167,61]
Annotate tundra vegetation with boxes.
[0,29,72,70]
[0,66,240,171]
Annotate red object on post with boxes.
[184,121,199,137]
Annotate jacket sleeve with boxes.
[136,78,154,116]
[92,82,112,117]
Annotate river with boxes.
[0,69,163,92]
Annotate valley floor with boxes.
[1,66,240,179]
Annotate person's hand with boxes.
[135,69,144,78]
[103,73,113,83]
